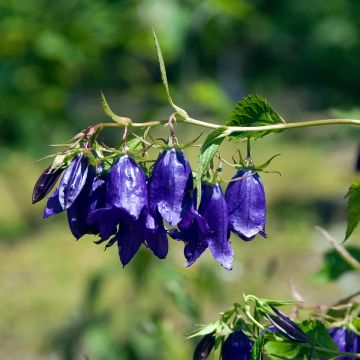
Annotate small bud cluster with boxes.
[33,146,266,268]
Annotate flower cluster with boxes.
[33,148,266,268]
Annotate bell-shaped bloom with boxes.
[171,183,233,270]
[193,334,215,360]
[327,327,359,359]
[198,183,233,270]
[32,166,63,204]
[149,148,193,226]
[66,167,106,239]
[43,154,89,218]
[225,169,266,240]
[222,330,253,360]
[88,155,149,266]
[58,154,89,210]
[265,306,309,343]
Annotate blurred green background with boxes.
[1,0,360,359]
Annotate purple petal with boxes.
[87,207,121,241]
[43,188,63,218]
[116,211,147,266]
[106,155,147,219]
[145,210,168,259]
[199,183,233,270]
[225,169,266,240]
[222,331,253,360]
[32,166,63,204]
[328,327,359,359]
[149,149,193,226]
[58,154,89,210]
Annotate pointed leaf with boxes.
[345,177,360,241]
[226,95,285,139]
[101,92,132,126]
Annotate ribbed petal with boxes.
[67,167,106,239]
[222,331,253,360]
[328,327,359,359]
[58,154,89,210]
[116,210,147,266]
[225,169,266,240]
[146,210,168,259]
[43,188,63,218]
[32,166,63,204]
[149,149,193,226]
[106,155,147,219]
[199,183,233,270]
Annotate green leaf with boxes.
[101,92,132,126]
[152,30,188,118]
[226,94,285,139]
[251,335,265,360]
[264,340,302,359]
[345,177,360,241]
[196,127,228,204]
[313,246,360,282]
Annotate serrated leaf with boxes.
[196,127,228,204]
[313,246,360,282]
[152,30,188,118]
[101,92,132,126]
[345,177,360,241]
[226,94,285,139]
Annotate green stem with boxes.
[301,343,360,358]
[93,118,360,133]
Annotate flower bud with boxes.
[193,334,215,360]
[225,169,266,240]
[32,166,63,204]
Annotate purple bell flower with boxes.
[145,208,168,259]
[66,167,106,240]
[149,148,193,226]
[88,155,149,266]
[327,327,360,359]
[171,183,233,270]
[225,169,266,240]
[222,330,253,360]
[32,166,63,204]
[43,154,89,218]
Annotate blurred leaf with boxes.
[196,127,228,204]
[226,95,285,139]
[152,29,188,118]
[264,340,302,359]
[314,246,360,282]
[345,177,360,241]
[101,92,132,126]
[187,323,218,339]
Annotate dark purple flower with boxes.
[32,166,63,204]
[149,148,193,226]
[222,330,253,360]
[327,327,359,359]
[198,183,233,270]
[58,154,89,210]
[193,334,215,360]
[265,306,308,343]
[225,169,266,240]
[88,155,148,266]
[171,183,233,270]
[66,167,106,239]
[145,208,168,259]
[43,154,90,218]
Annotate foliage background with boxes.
[0,0,360,359]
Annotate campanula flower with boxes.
[149,148,193,226]
[43,154,89,218]
[327,327,360,359]
[145,208,168,259]
[265,306,308,343]
[171,183,233,270]
[32,166,63,204]
[193,334,215,360]
[88,155,149,265]
[222,330,253,360]
[66,167,106,239]
[225,169,266,240]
